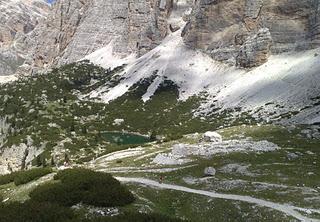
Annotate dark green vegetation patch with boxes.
[30,168,134,207]
[102,131,152,145]
[81,212,186,222]
[0,168,52,186]
[0,201,185,222]
[0,201,74,222]
[0,169,185,222]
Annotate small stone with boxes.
[287,153,299,160]
[305,210,312,215]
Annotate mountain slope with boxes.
[0,1,319,221]
[86,28,320,125]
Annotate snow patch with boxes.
[142,76,163,102]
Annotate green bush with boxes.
[0,172,18,185]
[13,168,53,186]
[30,168,134,207]
[0,201,75,222]
[0,168,52,186]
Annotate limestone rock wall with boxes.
[3,0,319,72]
[236,28,272,68]
[183,0,320,67]
[23,0,91,70]
[25,0,174,71]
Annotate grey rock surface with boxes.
[183,0,320,67]
[25,0,174,72]
[0,0,49,75]
[2,0,320,71]
[0,50,25,76]
[236,28,273,68]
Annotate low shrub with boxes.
[0,201,75,222]
[0,172,18,185]
[13,168,53,186]
[30,168,134,207]
[0,168,52,186]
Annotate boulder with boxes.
[204,167,216,176]
[202,131,223,143]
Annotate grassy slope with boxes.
[90,124,320,221]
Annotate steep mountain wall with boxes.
[182,0,320,67]
[1,0,320,72]
[24,0,174,72]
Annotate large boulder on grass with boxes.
[204,167,216,176]
[202,131,223,143]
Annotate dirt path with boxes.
[117,177,320,222]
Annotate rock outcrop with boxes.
[236,28,272,68]
[0,134,45,174]
[183,0,320,67]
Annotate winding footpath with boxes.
[116,177,320,222]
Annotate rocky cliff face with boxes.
[0,0,49,75]
[24,0,174,72]
[182,0,320,67]
[1,0,320,72]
